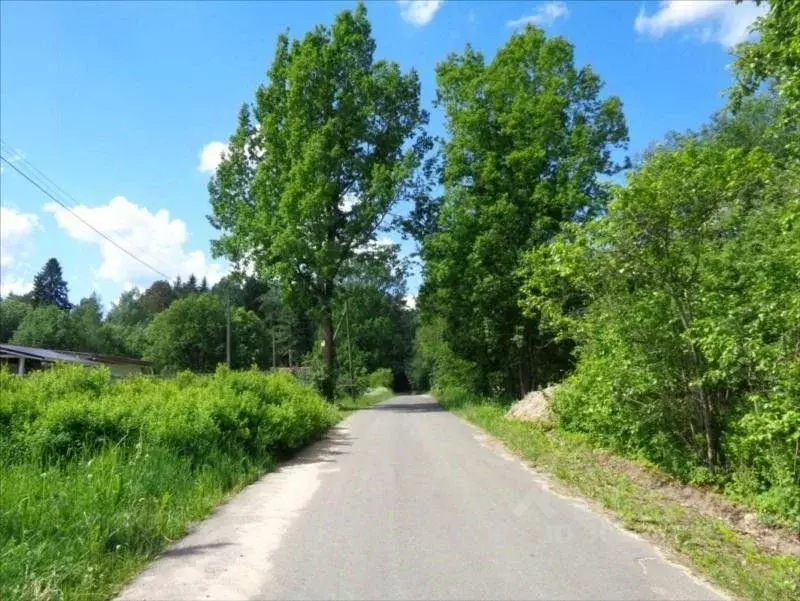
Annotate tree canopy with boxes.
[420,25,627,396]
[30,258,72,310]
[208,2,429,399]
[733,0,800,133]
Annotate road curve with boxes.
[117,395,725,600]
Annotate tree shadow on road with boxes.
[367,401,444,413]
[161,542,233,558]
[275,425,355,467]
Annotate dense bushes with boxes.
[416,88,800,524]
[366,368,393,390]
[518,113,800,524]
[0,364,338,600]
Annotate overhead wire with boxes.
[0,149,173,280]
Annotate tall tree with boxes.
[0,297,32,343]
[145,292,267,372]
[140,280,174,315]
[421,26,627,396]
[106,288,149,326]
[185,274,198,296]
[209,3,429,399]
[31,258,72,310]
[11,305,80,350]
[733,0,800,134]
[72,293,104,351]
[146,293,226,372]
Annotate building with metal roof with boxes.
[0,343,152,377]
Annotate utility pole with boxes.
[344,298,355,398]
[272,329,276,370]
[225,280,231,367]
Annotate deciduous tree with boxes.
[209,3,429,399]
[421,25,627,396]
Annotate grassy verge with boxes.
[0,366,338,601]
[336,386,395,414]
[438,394,800,601]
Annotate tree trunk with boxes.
[699,387,720,468]
[321,299,336,402]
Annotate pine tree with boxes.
[31,258,72,310]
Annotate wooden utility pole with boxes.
[225,281,231,367]
[344,298,355,398]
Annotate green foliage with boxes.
[145,293,226,372]
[106,288,150,327]
[30,257,72,310]
[144,292,269,373]
[443,395,800,601]
[140,280,174,315]
[0,297,32,343]
[209,2,429,399]
[366,367,393,390]
[733,0,800,137]
[11,304,81,350]
[420,24,627,397]
[410,317,481,395]
[0,364,338,600]
[519,124,800,523]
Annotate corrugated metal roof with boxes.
[0,344,99,366]
[69,351,151,366]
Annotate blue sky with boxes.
[0,1,766,309]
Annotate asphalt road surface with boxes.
[117,395,725,600]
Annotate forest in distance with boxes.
[0,253,412,392]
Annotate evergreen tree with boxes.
[31,258,72,310]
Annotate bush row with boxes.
[0,364,337,464]
[0,364,339,600]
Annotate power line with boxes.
[0,153,173,280]
[1,140,85,209]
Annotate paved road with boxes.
[118,395,725,600]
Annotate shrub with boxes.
[366,368,393,390]
[0,364,339,599]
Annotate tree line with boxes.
[0,253,414,389]
[410,0,799,519]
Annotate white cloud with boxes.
[398,1,443,27]
[634,0,767,47]
[198,141,228,174]
[508,2,569,28]
[0,206,39,268]
[43,195,226,287]
[403,294,417,310]
[339,192,360,214]
[0,276,31,297]
[354,236,396,255]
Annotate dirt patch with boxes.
[506,386,557,423]
[592,450,800,556]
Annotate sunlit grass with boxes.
[0,365,338,601]
[439,393,800,601]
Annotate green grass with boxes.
[336,386,395,414]
[0,365,339,601]
[439,396,800,601]
[1,446,272,600]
